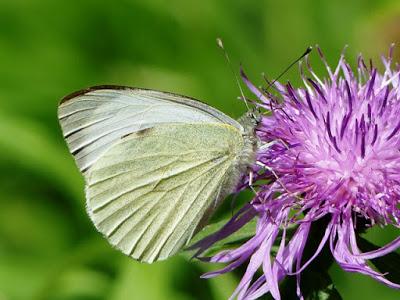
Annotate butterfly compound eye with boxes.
[249,108,262,125]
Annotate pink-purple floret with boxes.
[194,46,400,300]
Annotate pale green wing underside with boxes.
[85,123,244,263]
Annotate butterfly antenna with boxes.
[216,38,251,110]
[264,46,313,92]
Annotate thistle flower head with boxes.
[194,46,400,300]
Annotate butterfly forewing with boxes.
[58,86,242,172]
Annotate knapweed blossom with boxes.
[193,46,400,299]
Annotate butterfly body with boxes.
[58,85,260,262]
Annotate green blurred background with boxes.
[1,0,400,299]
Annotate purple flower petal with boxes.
[354,235,400,260]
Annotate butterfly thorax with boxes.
[217,110,261,201]
[236,109,261,174]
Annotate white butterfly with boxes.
[58,85,260,263]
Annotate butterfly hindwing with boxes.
[84,123,244,262]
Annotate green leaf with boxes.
[357,236,400,284]
[194,217,257,246]
[304,272,343,300]
[280,271,342,300]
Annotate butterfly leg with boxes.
[259,138,289,151]
[249,170,254,186]
[256,161,290,194]
[248,170,258,195]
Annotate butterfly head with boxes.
[238,107,263,134]
[247,107,263,126]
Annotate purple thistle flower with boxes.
[193,46,400,299]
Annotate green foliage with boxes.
[357,236,400,284]
[279,270,342,300]
[1,0,400,299]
